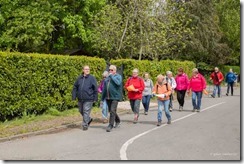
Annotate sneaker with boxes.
[192,108,196,112]
[88,118,93,126]
[226,93,228,96]
[211,94,215,98]
[106,125,113,132]
[167,120,171,124]
[157,121,162,126]
[144,112,148,115]
[196,109,200,112]
[169,108,172,112]
[114,122,121,128]
[83,126,88,131]
[133,114,138,124]
[179,106,182,112]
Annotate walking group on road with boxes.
[72,65,238,132]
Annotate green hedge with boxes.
[0,52,106,121]
[221,65,240,75]
[111,59,196,85]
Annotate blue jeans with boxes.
[192,91,202,110]
[142,95,151,112]
[213,85,221,97]
[78,101,93,128]
[101,100,108,119]
[157,99,171,122]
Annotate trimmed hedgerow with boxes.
[0,52,106,121]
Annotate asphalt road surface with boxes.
[0,87,240,160]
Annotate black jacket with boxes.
[72,74,98,102]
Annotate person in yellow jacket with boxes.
[152,74,172,126]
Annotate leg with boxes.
[212,85,217,97]
[110,100,119,126]
[176,90,181,107]
[102,100,108,119]
[82,101,93,128]
[218,85,221,97]
[227,83,230,95]
[78,101,84,116]
[196,92,203,110]
[230,82,234,95]
[145,95,151,112]
[181,90,186,107]
[168,94,173,110]
[163,100,171,123]
[157,100,163,125]
[130,100,135,113]
[192,91,197,110]
[142,96,147,112]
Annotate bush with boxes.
[0,52,106,121]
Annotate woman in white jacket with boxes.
[166,71,177,112]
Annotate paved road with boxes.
[0,87,240,160]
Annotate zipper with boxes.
[80,76,85,98]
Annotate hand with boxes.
[133,89,139,92]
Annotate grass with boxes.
[0,107,102,138]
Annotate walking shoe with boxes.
[211,94,215,98]
[83,126,88,131]
[144,112,148,115]
[169,108,172,112]
[114,122,121,128]
[192,108,196,112]
[226,93,228,96]
[88,118,93,126]
[167,120,171,124]
[196,109,200,112]
[133,114,138,124]
[179,106,182,112]
[157,121,162,126]
[106,125,113,132]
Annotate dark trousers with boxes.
[169,94,173,109]
[130,99,141,115]
[176,90,186,107]
[227,82,234,95]
[107,100,120,127]
[78,101,93,128]
[142,95,151,112]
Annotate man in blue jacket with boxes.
[102,65,123,132]
[72,65,98,131]
[225,68,236,96]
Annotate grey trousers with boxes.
[78,101,93,128]
[130,99,141,115]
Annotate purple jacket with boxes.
[98,79,105,93]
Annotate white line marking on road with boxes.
[120,102,226,160]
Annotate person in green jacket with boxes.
[102,65,123,132]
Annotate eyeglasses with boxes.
[109,69,113,71]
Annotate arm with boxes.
[110,74,122,86]
[92,77,98,101]
[101,80,107,101]
[165,84,172,97]
[137,78,145,93]
[219,72,224,82]
[171,77,177,89]
[124,78,130,90]
[201,75,207,90]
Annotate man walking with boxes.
[102,65,123,132]
[72,65,98,131]
[210,67,224,98]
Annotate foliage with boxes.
[0,51,106,121]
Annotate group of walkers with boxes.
[72,65,238,132]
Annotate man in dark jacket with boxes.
[72,65,98,131]
[102,65,122,132]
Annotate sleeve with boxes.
[101,80,107,101]
[201,75,207,90]
[187,78,192,91]
[92,77,98,101]
[225,73,228,82]
[172,77,177,89]
[150,80,154,92]
[210,72,214,80]
[219,72,224,82]
[110,74,122,86]
[137,78,145,93]
[124,78,130,90]
[72,78,79,100]
[165,84,172,97]
[152,84,157,94]
[185,74,190,89]
[98,80,103,93]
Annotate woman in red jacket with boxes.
[187,68,206,112]
[125,68,145,123]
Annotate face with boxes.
[192,72,197,76]
[157,77,164,83]
[83,66,90,75]
[215,68,218,72]
[132,70,138,77]
[167,74,172,78]
[144,74,149,80]
[109,67,115,74]
[178,71,183,75]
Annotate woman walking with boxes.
[98,71,109,123]
[152,75,172,126]
[142,73,154,115]
[187,68,206,112]
[125,68,145,123]
[175,68,189,111]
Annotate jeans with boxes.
[176,90,186,107]
[101,100,108,119]
[78,101,93,128]
[213,84,221,97]
[130,99,141,115]
[227,82,234,95]
[157,99,171,122]
[142,95,151,112]
[107,100,120,127]
[192,91,202,110]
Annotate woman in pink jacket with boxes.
[187,68,206,112]
[175,67,189,111]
